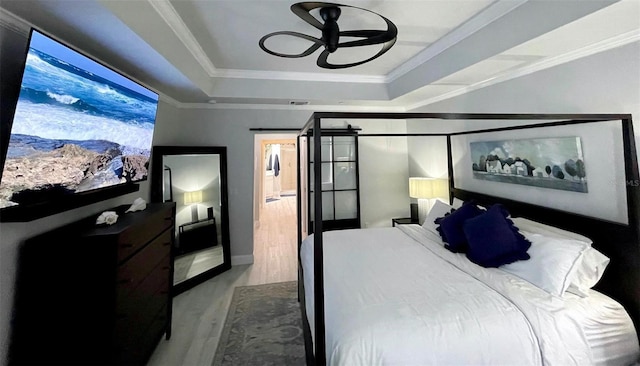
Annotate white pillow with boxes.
[511,217,593,244]
[452,197,464,209]
[500,231,590,297]
[565,247,610,297]
[422,200,454,238]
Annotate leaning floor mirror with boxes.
[150,146,231,295]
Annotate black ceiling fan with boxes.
[259,2,398,69]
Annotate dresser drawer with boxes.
[115,304,168,365]
[117,254,170,315]
[117,208,173,263]
[117,229,171,299]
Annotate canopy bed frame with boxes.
[296,112,640,366]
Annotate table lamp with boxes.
[409,177,448,225]
[184,190,203,222]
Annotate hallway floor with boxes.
[148,195,298,365]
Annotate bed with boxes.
[296,113,640,366]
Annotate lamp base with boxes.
[417,198,429,226]
[410,203,418,222]
[191,205,199,222]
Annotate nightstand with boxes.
[392,217,419,227]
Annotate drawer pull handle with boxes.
[162,242,170,246]
[164,217,172,221]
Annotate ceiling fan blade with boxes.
[317,37,396,69]
[291,2,339,30]
[259,31,323,58]
[338,18,398,48]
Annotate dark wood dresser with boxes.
[10,202,175,365]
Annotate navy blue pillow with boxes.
[463,204,531,268]
[435,201,484,253]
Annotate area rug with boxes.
[212,281,305,366]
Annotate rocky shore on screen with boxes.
[0,143,148,208]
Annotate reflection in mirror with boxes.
[150,146,231,295]
[164,154,223,286]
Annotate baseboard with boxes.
[232,254,254,265]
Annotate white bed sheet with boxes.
[301,225,639,366]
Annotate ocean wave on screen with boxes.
[20,87,102,115]
[11,101,154,151]
[21,49,158,125]
[46,91,78,105]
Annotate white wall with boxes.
[153,108,312,263]
[406,42,640,216]
[412,42,640,127]
[326,119,410,227]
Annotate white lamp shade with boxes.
[184,190,203,205]
[409,178,448,199]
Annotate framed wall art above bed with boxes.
[297,112,640,366]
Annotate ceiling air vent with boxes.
[289,101,310,105]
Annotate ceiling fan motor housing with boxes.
[320,6,341,53]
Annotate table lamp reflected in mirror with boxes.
[184,190,203,222]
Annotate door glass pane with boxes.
[322,191,334,220]
[334,162,356,190]
[334,191,357,220]
[321,163,333,191]
[309,163,333,191]
[309,191,335,221]
[321,136,332,161]
[333,136,355,161]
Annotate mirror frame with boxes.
[150,146,231,296]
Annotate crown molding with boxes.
[147,0,217,76]
[176,101,406,112]
[387,0,528,83]
[0,8,31,36]
[407,29,640,111]
[214,68,387,84]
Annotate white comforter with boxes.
[301,226,605,366]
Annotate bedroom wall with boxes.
[153,110,412,262]
[406,42,640,218]
[321,118,411,227]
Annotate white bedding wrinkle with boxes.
[301,225,639,366]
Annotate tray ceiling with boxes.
[1,0,638,110]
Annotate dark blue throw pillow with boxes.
[462,204,531,268]
[435,201,484,253]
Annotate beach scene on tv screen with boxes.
[0,30,158,209]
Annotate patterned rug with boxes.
[213,281,305,366]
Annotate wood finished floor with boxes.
[148,196,298,366]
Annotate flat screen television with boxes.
[0,29,159,222]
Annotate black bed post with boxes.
[621,117,640,237]
[313,115,326,366]
[446,135,454,204]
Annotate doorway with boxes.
[252,134,298,283]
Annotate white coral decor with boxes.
[96,211,118,225]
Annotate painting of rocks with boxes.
[0,30,157,209]
[470,137,587,193]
